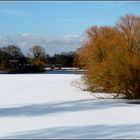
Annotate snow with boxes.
[0,70,140,138]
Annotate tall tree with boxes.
[28,45,47,70]
[29,45,45,60]
[76,15,140,99]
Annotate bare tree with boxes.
[29,45,45,60]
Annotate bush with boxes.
[32,59,46,70]
[76,15,140,99]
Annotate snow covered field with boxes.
[0,70,140,139]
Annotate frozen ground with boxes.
[0,70,140,139]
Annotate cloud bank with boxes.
[0,34,83,55]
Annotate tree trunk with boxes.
[133,81,140,99]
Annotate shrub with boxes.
[76,15,140,99]
[32,59,46,70]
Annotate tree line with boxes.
[47,51,75,67]
[75,14,140,99]
[0,45,76,73]
[0,45,47,73]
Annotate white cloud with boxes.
[0,9,27,16]
[22,33,31,37]
[65,35,78,38]
[0,34,83,55]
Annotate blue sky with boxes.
[0,1,140,36]
[0,1,140,55]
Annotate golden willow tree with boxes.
[76,15,140,99]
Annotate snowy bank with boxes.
[0,72,140,138]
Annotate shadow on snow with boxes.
[0,99,132,117]
[2,124,140,139]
